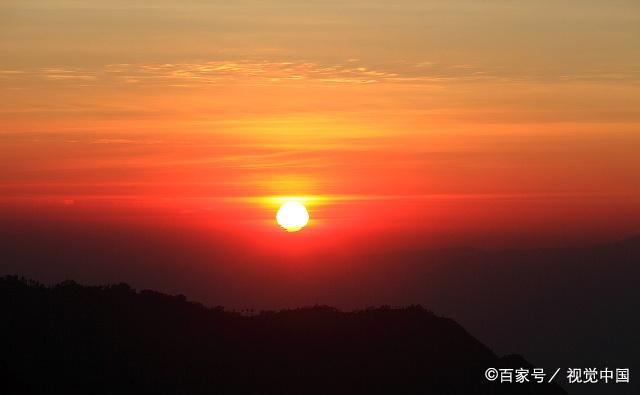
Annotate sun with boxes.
[276,201,309,232]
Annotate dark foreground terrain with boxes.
[1,276,565,394]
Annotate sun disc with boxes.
[276,201,309,232]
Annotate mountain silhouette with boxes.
[1,276,566,394]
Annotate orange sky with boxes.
[1,1,639,250]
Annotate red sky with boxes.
[1,0,639,255]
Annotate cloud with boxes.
[111,60,401,85]
[2,59,638,89]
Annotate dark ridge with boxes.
[1,276,567,394]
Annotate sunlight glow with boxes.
[276,201,310,232]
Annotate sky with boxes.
[1,0,640,254]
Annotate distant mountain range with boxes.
[1,276,566,394]
[2,219,638,394]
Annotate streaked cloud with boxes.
[3,59,638,89]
